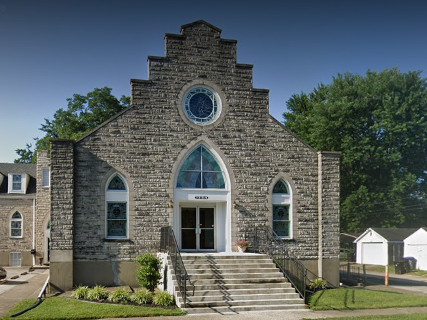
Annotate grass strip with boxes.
[308,288,427,311]
[1,297,184,320]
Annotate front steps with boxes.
[171,253,308,315]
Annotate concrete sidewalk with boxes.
[0,268,49,317]
[100,306,427,320]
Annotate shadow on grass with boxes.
[310,287,411,311]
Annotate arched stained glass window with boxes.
[177,146,225,189]
[11,211,22,238]
[273,180,289,194]
[106,174,128,238]
[272,179,292,238]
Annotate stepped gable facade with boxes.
[49,20,340,290]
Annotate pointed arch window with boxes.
[10,211,23,238]
[106,174,128,239]
[176,145,225,189]
[272,179,292,238]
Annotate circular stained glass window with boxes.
[183,86,220,124]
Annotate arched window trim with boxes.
[10,211,23,238]
[175,144,227,190]
[105,173,129,239]
[272,178,293,239]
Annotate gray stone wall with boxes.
[320,151,341,259]
[36,150,50,263]
[71,21,328,260]
[50,140,74,251]
[50,21,340,286]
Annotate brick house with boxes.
[0,151,51,267]
[49,20,340,292]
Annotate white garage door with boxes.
[362,242,384,265]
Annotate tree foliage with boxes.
[135,253,162,292]
[15,87,130,163]
[284,69,427,232]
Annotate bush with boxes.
[135,253,162,291]
[87,285,109,301]
[71,285,89,300]
[109,288,132,304]
[153,291,174,307]
[130,288,153,305]
[309,278,327,291]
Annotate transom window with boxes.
[177,145,225,189]
[272,179,292,238]
[183,86,221,125]
[11,211,23,238]
[273,180,289,194]
[106,174,128,239]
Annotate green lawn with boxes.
[308,288,427,310]
[304,315,427,320]
[0,297,185,320]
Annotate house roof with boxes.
[0,163,36,177]
[0,163,37,195]
[363,228,418,242]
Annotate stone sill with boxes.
[103,238,133,243]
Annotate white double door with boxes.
[181,207,215,251]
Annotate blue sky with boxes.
[1,0,427,162]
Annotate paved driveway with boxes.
[0,267,49,316]
[363,270,427,296]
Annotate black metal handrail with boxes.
[253,226,310,301]
[160,226,194,308]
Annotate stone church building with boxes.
[50,20,340,291]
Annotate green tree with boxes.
[15,87,130,163]
[284,69,427,232]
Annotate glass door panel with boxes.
[181,207,197,249]
[181,207,215,251]
[199,208,215,250]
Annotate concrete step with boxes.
[188,287,296,296]
[183,292,301,303]
[169,253,306,313]
[184,263,276,269]
[181,282,293,291]
[182,304,309,315]
[181,254,268,259]
[185,277,288,285]
[183,272,285,280]
[182,258,273,264]
[185,298,306,308]
[185,267,279,274]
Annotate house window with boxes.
[12,174,22,191]
[10,211,23,238]
[176,145,225,189]
[8,173,28,194]
[106,174,128,239]
[42,168,50,187]
[10,252,21,267]
[272,179,292,238]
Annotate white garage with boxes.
[404,227,427,270]
[354,228,417,266]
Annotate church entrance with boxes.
[181,207,215,251]
[173,142,232,252]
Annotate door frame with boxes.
[180,204,216,252]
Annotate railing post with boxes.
[347,262,351,280]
